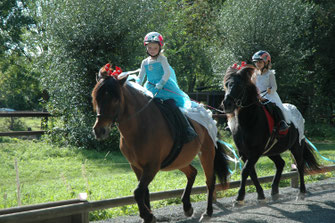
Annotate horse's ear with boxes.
[96,66,109,82]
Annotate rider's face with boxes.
[254,60,265,70]
[146,43,160,57]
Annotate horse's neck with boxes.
[238,104,261,126]
[117,85,150,133]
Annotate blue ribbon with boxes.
[218,139,243,170]
[306,138,335,163]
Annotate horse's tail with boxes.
[214,141,230,186]
[303,139,322,172]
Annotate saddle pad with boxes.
[153,98,196,169]
[262,106,274,134]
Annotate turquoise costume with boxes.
[142,60,192,109]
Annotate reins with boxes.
[148,81,225,114]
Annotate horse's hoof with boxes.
[258,198,267,205]
[184,207,194,217]
[233,200,244,207]
[199,213,211,222]
[296,192,306,201]
[271,193,280,201]
[142,215,156,223]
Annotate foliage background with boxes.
[0,0,334,150]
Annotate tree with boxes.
[0,0,35,56]
[213,0,322,118]
[0,0,41,110]
[162,0,223,92]
[0,53,42,110]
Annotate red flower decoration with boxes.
[111,66,122,77]
[104,63,123,78]
[232,63,238,69]
[231,61,247,70]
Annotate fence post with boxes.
[290,171,299,188]
[14,158,22,206]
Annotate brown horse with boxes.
[91,68,229,223]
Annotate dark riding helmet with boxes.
[252,50,271,64]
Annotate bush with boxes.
[213,0,316,112]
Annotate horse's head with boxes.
[92,65,128,140]
[221,65,257,113]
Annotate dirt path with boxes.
[93,177,335,223]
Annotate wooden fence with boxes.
[0,111,50,137]
[0,165,334,223]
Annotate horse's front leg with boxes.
[248,165,265,202]
[179,165,197,217]
[235,157,259,205]
[131,165,150,210]
[268,155,285,200]
[133,166,158,223]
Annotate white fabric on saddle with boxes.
[127,81,217,146]
[256,70,290,123]
[283,103,305,144]
[181,102,218,147]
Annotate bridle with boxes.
[225,83,259,109]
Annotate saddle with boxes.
[153,98,198,169]
[263,100,289,137]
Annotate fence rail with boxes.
[0,165,334,223]
[0,111,50,137]
[0,111,50,118]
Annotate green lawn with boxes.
[0,137,334,221]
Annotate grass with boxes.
[1,136,335,221]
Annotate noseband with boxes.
[96,104,121,125]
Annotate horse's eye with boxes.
[226,81,232,89]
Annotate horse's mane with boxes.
[224,66,259,102]
[92,77,150,112]
[92,77,121,112]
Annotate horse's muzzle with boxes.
[93,125,110,140]
[221,97,235,114]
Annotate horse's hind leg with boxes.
[179,165,197,217]
[268,155,285,200]
[198,146,216,221]
[290,141,307,199]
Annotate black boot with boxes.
[164,99,198,144]
[270,103,289,134]
[179,113,198,143]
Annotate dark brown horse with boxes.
[221,65,321,205]
[92,67,229,223]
